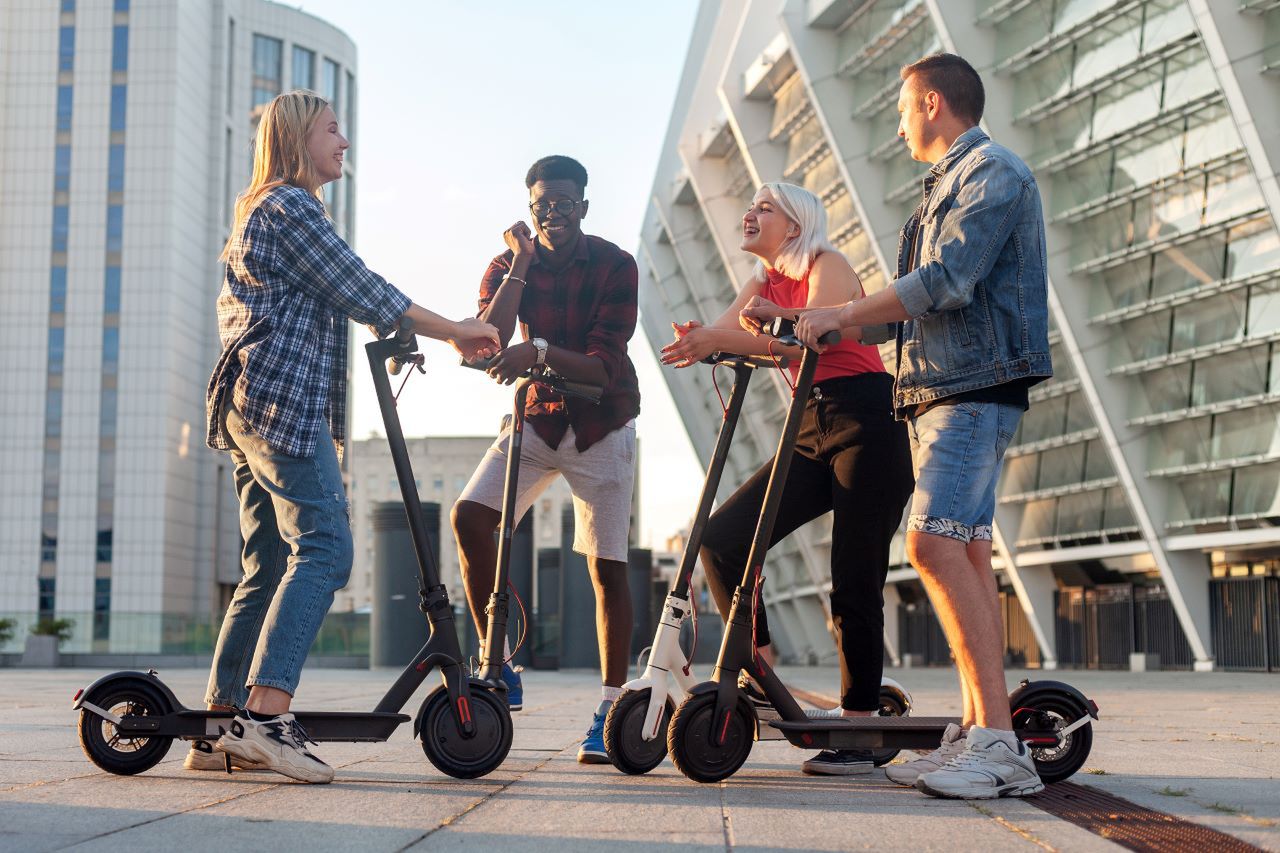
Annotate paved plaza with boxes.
[0,665,1276,852]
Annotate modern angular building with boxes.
[0,0,358,652]
[638,0,1280,672]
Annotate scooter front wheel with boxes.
[419,684,512,779]
[668,691,755,783]
[603,688,673,775]
[77,678,174,775]
[866,685,910,767]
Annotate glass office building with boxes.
[638,0,1280,671]
[0,0,358,654]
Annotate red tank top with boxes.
[761,262,887,384]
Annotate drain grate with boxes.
[1028,781,1263,852]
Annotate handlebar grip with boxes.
[556,380,604,404]
[817,330,841,346]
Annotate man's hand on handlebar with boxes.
[449,318,501,364]
[485,340,538,385]
[659,320,717,369]
[738,296,789,336]
[794,304,848,353]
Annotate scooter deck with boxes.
[114,709,411,743]
[769,715,959,750]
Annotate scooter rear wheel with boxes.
[77,678,174,775]
[603,688,674,775]
[865,686,909,767]
[668,691,755,783]
[1013,691,1093,783]
[419,684,512,779]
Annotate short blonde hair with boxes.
[221,90,330,261]
[754,182,837,281]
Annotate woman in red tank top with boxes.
[661,182,914,776]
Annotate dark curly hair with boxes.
[525,155,588,196]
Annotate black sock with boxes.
[245,708,277,723]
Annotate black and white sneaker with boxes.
[801,749,874,776]
[183,738,262,771]
[215,713,334,784]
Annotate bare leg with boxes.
[587,556,632,687]
[960,539,998,727]
[245,685,291,715]
[451,500,502,639]
[907,531,1011,730]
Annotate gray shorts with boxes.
[457,420,636,562]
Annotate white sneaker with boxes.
[884,721,966,786]
[215,713,334,784]
[183,738,263,771]
[915,726,1044,799]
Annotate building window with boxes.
[111,25,128,72]
[114,0,129,11]
[48,327,65,375]
[58,26,75,72]
[100,389,117,436]
[346,70,356,154]
[321,58,339,112]
[293,46,315,90]
[106,205,123,253]
[102,327,119,374]
[107,143,124,193]
[93,576,111,640]
[252,34,283,110]
[109,84,126,132]
[104,266,120,314]
[38,578,56,618]
[50,267,67,314]
[54,144,71,192]
[226,19,235,114]
[44,390,62,437]
[52,205,69,253]
[56,85,73,132]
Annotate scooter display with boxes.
[603,352,909,775]
[72,320,514,780]
[666,319,1099,784]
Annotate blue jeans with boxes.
[905,401,1022,544]
[205,402,353,707]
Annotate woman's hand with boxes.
[449,317,501,363]
[660,321,717,368]
[485,340,538,384]
[738,296,787,335]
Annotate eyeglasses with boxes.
[529,198,583,218]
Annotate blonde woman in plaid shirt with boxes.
[193,91,498,783]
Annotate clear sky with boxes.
[292,1,703,548]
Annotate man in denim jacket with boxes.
[772,54,1052,799]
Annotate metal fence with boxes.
[1054,584,1194,670]
[898,591,1041,667]
[1210,576,1279,672]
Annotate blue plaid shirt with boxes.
[206,184,411,458]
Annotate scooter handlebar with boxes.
[384,317,420,376]
[702,352,790,370]
[764,316,840,348]
[460,357,604,404]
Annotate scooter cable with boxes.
[711,363,728,417]
[767,341,796,394]
[504,580,529,665]
[750,562,766,673]
[682,587,698,676]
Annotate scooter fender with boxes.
[72,670,182,713]
[1008,679,1100,720]
[879,676,912,715]
[413,677,491,739]
[688,680,760,742]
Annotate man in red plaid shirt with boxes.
[452,155,641,763]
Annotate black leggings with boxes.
[699,372,913,711]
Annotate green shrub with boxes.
[30,617,76,643]
[0,617,15,646]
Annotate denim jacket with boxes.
[890,127,1052,412]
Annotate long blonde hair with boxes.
[754,182,838,281]
[221,90,330,261]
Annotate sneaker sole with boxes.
[577,750,610,764]
[183,754,263,772]
[801,764,873,776]
[916,777,1045,800]
[217,740,334,784]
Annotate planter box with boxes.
[20,635,61,667]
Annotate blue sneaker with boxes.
[577,711,609,764]
[500,663,523,711]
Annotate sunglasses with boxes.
[529,199,584,217]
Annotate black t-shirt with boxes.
[901,377,1036,419]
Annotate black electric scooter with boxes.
[458,357,604,692]
[666,319,1099,784]
[72,320,514,779]
[602,352,911,775]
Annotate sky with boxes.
[292,1,703,548]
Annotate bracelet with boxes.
[502,275,526,286]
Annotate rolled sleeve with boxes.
[277,192,411,332]
[583,254,638,388]
[477,255,512,315]
[894,157,1028,317]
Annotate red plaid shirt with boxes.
[478,234,641,451]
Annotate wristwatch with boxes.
[530,337,548,366]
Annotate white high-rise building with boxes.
[640,0,1280,672]
[0,0,358,652]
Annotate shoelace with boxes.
[284,717,320,753]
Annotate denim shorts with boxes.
[905,401,1022,543]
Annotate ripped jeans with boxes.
[205,402,353,708]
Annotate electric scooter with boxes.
[603,352,910,775]
[72,320,514,780]
[458,357,604,693]
[666,319,1099,784]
